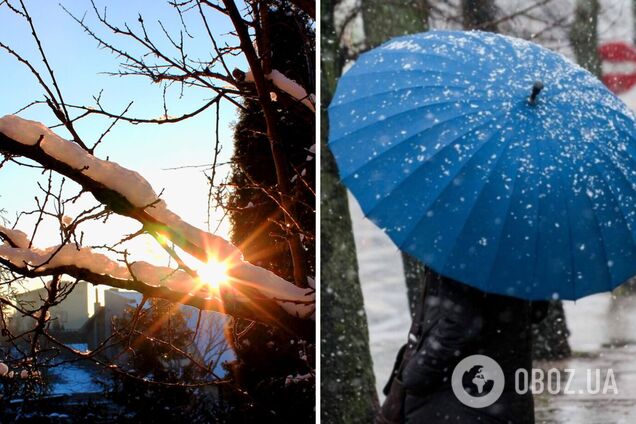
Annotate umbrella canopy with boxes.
[329,30,636,301]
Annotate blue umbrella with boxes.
[328,30,636,301]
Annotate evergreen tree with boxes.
[225,1,315,421]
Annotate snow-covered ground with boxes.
[350,193,636,422]
[49,362,102,395]
[47,344,103,395]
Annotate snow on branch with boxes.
[0,115,314,335]
[245,69,315,112]
[0,226,30,249]
[0,115,237,261]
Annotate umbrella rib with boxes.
[423,123,514,272]
[564,194,578,300]
[550,83,613,103]
[585,144,636,292]
[339,107,506,182]
[330,97,500,142]
[579,170,613,297]
[341,67,485,88]
[342,67,472,80]
[480,198,520,297]
[529,113,545,300]
[550,91,636,139]
[540,124,584,300]
[603,100,636,124]
[331,83,472,109]
[587,123,636,242]
[601,114,636,181]
[598,107,636,155]
[464,30,520,68]
[529,96,636,298]
[524,60,597,96]
[453,118,527,294]
[352,109,510,220]
[589,142,636,242]
[395,121,513,255]
[547,104,636,267]
[458,30,546,82]
[428,31,503,77]
[364,44,486,72]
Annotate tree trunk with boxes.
[223,4,316,421]
[531,300,572,360]
[633,0,636,45]
[362,0,431,317]
[362,0,429,49]
[461,0,498,32]
[570,0,602,78]
[401,253,427,317]
[321,0,378,422]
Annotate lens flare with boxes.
[197,260,228,290]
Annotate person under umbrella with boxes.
[382,266,548,423]
[329,30,636,423]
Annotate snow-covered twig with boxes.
[245,69,315,112]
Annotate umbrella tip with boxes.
[529,80,544,105]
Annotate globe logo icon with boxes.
[462,365,495,397]
[452,355,505,408]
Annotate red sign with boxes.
[599,41,636,62]
[599,41,636,93]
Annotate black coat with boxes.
[400,270,548,424]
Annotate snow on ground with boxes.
[350,193,636,421]
[48,344,103,395]
[49,363,101,395]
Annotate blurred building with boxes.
[9,282,232,372]
[11,281,96,334]
[10,281,138,344]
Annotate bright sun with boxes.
[197,260,229,290]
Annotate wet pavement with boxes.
[534,294,636,423]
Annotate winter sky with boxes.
[0,1,246,274]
